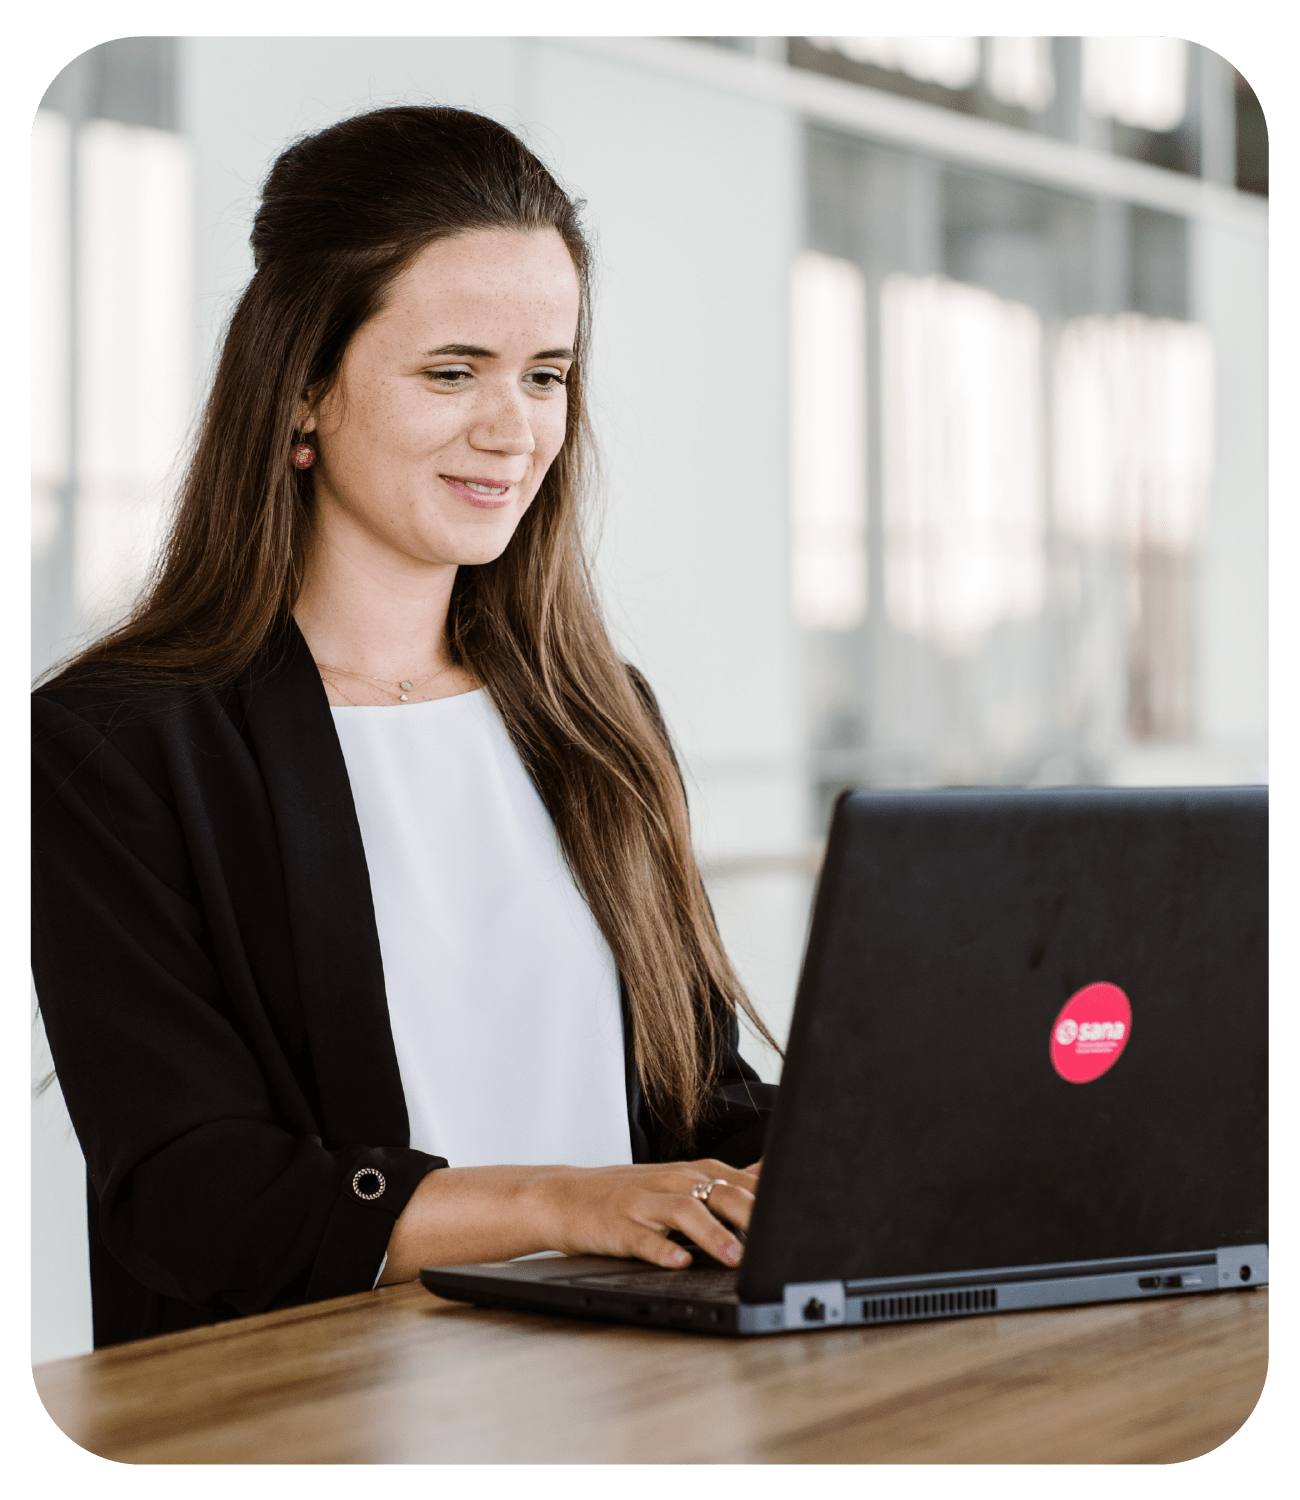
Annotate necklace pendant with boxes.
[399,693,409,702]
[400,681,412,691]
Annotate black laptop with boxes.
[421,785,1268,1335]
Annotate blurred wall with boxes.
[1192,217,1268,757]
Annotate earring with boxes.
[292,444,316,470]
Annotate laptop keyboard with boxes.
[562,1268,740,1300]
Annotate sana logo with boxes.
[1050,983,1132,1084]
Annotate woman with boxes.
[32,106,779,1349]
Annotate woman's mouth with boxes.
[442,475,515,509]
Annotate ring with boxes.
[691,1178,725,1205]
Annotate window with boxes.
[799,129,1216,806]
[32,39,192,674]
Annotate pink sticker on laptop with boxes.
[1050,982,1132,1083]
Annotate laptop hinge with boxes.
[783,1280,846,1329]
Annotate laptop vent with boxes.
[860,1286,997,1323]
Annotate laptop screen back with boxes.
[739,786,1267,1305]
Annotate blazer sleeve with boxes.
[693,1011,780,1168]
[31,696,445,1320]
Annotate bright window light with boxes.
[1052,313,1214,552]
[32,109,70,561]
[76,120,193,627]
[1082,37,1189,133]
[880,274,1046,655]
[811,36,981,91]
[1053,313,1213,742]
[789,251,868,632]
[986,37,1056,112]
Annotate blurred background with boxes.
[31,36,1268,1361]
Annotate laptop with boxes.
[421,785,1268,1335]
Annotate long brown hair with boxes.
[49,105,776,1148]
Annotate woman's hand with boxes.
[531,1158,759,1269]
[379,1158,759,1284]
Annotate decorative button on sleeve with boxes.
[352,1168,387,1201]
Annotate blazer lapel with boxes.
[239,618,410,1149]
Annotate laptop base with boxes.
[421,1243,1266,1337]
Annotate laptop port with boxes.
[1137,1276,1160,1290]
[1240,1265,1252,1281]
[1161,1275,1183,1289]
[803,1297,827,1321]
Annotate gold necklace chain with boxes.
[315,660,448,704]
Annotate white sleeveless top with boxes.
[331,690,633,1170]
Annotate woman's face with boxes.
[304,227,581,574]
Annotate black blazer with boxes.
[31,621,777,1349]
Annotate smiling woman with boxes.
[31,106,778,1348]
[296,228,580,710]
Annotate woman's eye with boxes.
[425,366,472,386]
[525,368,568,391]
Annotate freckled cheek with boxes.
[395,400,453,454]
[329,400,410,464]
[534,408,569,472]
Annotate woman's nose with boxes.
[468,383,536,456]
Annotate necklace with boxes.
[315,660,449,704]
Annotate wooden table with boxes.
[34,1281,1267,1463]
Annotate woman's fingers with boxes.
[634,1224,695,1268]
[693,1179,755,1233]
[636,1195,743,1267]
[694,1159,759,1196]
[543,1156,765,1266]
[665,1160,760,1242]
[682,1162,758,1220]
[678,1197,747,1264]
